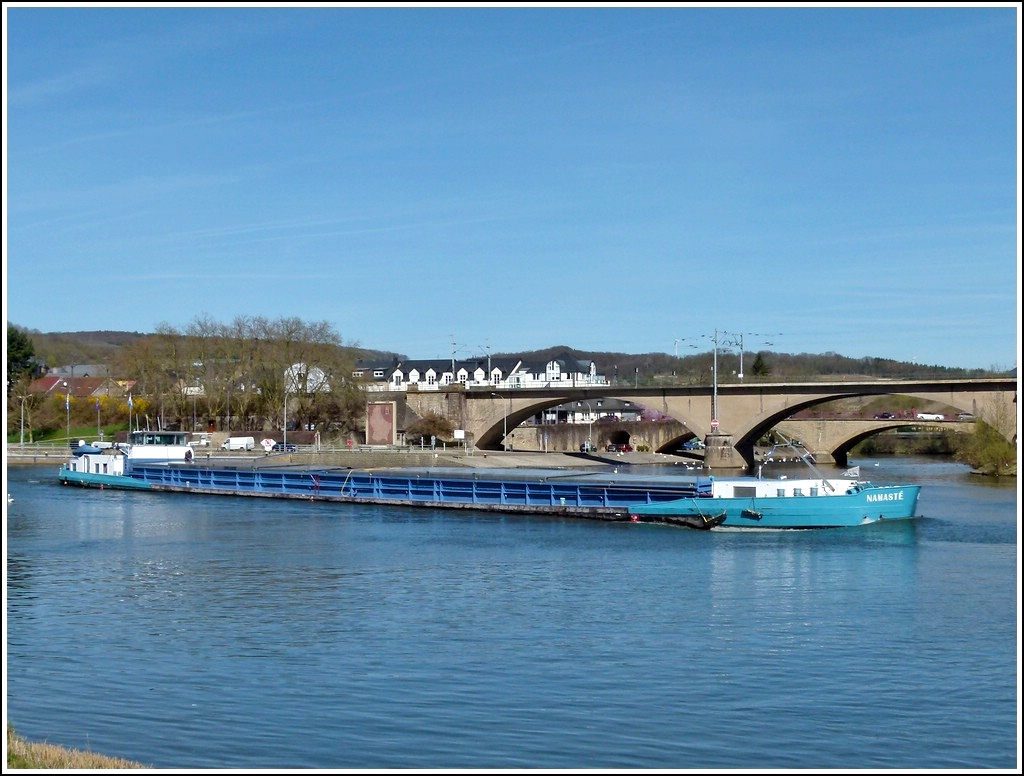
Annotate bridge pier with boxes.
[704,433,745,472]
[820,450,844,467]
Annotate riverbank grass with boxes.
[7,725,150,769]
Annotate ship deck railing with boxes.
[128,464,701,510]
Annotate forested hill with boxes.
[21,329,402,375]
[24,330,147,368]
[495,345,1003,381]
[16,330,1005,381]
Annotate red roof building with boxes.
[28,375,128,399]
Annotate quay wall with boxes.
[6,447,472,470]
[6,445,602,471]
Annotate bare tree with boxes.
[7,375,44,443]
[106,314,363,437]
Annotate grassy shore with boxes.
[7,725,150,769]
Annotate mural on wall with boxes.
[366,401,397,445]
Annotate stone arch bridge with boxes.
[399,378,1016,471]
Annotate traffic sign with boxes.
[711,419,719,429]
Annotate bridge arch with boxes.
[400,378,1014,468]
[716,388,1011,470]
[773,418,967,469]
[469,394,700,451]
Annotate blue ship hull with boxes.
[56,459,921,530]
[58,466,154,490]
[627,484,921,529]
[56,463,712,523]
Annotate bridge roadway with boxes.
[401,377,1016,471]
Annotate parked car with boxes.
[579,441,597,453]
[681,439,705,450]
[606,443,619,452]
[272,442,297,452]
[874,412,895,419]
[221,436,256,451]
[618,443,633,453]
[957,412,976,422]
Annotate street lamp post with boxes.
[700,330,729,434]
[283,387,288,450]
[62,381,70,441]
[450,335,457,386]
[722,331,781,381]
[673,337,699,383]
[735,333,745,381]
[478,342,492,385]
[705,330,782,431]
[712,337,719,431]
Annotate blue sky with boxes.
[4,5,1019,371]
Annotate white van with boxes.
[221,436,256,451]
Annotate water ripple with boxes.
[5,460,1018,769]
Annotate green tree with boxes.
[955,397,1016,476]
[751,352,770,377]
[405,411,455,445]
[7,324,36,393]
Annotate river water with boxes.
[4,456,1019,770]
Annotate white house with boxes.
[353,351,608,392]
[285,363,331,394]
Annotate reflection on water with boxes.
[4,458,1018,770]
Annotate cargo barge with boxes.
[57,430,714,526]
[58,431,921,529]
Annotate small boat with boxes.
[59,430,195,489]
[627,438,921,529]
